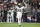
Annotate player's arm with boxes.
[14,6,17,12]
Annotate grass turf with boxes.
[0,23,40,27]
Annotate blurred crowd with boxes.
[0,0,40,23]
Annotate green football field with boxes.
[0,23,40,27]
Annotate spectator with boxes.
[37,8,40,22]
[0,8,2,22]
[3,7,7,22]
[27,13,31,22]
[0,3,3,22]
[27,3,31,12]
[16,0,23,3]
[29,0,33,5]
[37,2,40,8]
[33,0,38,8]
[7,2,11,10]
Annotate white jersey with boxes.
[11,6,15,11]
[16,6,24,13]
[11,6,15,15]
[11,10,14,16]
[7,10,14,23]
[7,10,14,17]
[16,6,24,18]
[7,10,11,17]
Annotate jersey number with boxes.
[17,9,21,12]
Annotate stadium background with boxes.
[0,0,40,23]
